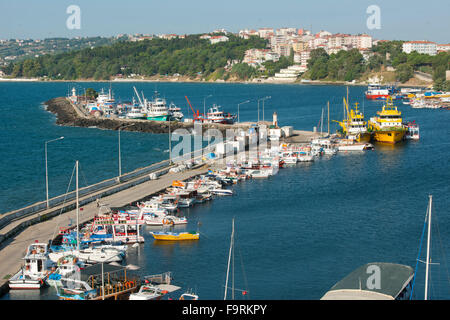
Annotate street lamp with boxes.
[45,136,64,208]
[237,100,250,123]
[118,124,134,179]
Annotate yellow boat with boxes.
[150,231,199,241]
[334,98,371,143]
[368,97,406,144]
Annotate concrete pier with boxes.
[0,163,210,295]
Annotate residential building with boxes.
[402,41,437,55]
[437,44,450,52]
[210,35,229,44]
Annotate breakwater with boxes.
[45,97,253,134]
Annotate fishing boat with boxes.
[145,91,170,121]
[203,105,236,124]
[47,255,85,287]
[334,100,372,143]
[365,83,391,100]
[9,242,54,290]
[168,102,184,121]
[404,121,420,140]
[368,98,406,144]
[55,264,139,300]
[150,231,200,241]
[126,98,147,119]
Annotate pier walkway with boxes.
[0,163,209,294]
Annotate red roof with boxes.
[405,41,436,44]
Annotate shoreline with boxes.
[1,77,430,88]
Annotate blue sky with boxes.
[1,0,449,43]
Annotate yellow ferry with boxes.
[334,99,371,143]
[368,97,406,144]
[150,231,199,241]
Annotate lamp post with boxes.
[45,136,64,208]
[257,97,270,124]
[262,96,271,123]
[118,124,134,179]
[237,100,250,123]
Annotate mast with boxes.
[224,218,235,300]
[327,101,330,135]
[76,160,80,251]
[424,195,433,300]
[320,108,324,136]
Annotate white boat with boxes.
[129,284,167,300]
[249,170,271,179]
[47,255,84,287]
[144,91,170,121]
[49,247,124,264]
[180,290,199,300]
[312,138,337,155]
[281,152,297,164]
[9,242,54,290]
[144,213,188,226]
[210,188,233,196]
[297,154,314,162]
[335,139,374,152]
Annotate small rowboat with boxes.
[150,231,199,241]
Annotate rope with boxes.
[410,206,428,300]
[51,162,77,241]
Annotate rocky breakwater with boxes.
[44,97,251,134]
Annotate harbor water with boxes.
[1,81,449,300]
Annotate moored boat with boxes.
[368,98,406,144]
[150,231,200,241]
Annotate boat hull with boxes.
[147,115,168,121]
[150,232,199,241]
[372,130,405,144]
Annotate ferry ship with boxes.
[335,100,371,143]
[368,98,406,144]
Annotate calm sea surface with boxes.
[1,81,449,300]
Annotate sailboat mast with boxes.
[76,160,80,251]
[320,108,324,136]
[327,101,330,135]
[224,218,235,300]
[424,195,433,300]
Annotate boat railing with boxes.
[143,272,172,285]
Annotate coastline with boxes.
[0,76,431,88]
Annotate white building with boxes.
[402,41,437,56]
[437,44,450,52]
[210,36,229,44]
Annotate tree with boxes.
[85,88,98,99]
[395,63,414,83]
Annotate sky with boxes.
[0,0,449,43]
